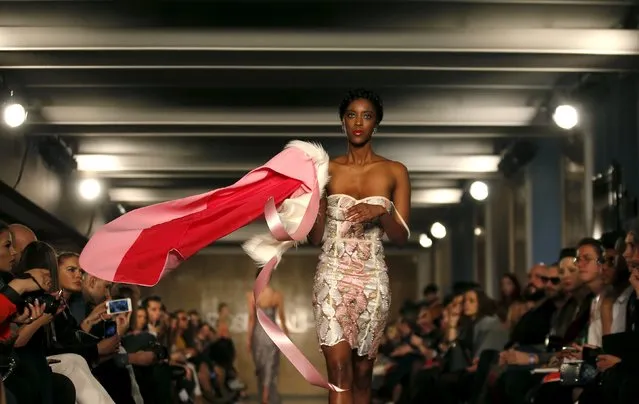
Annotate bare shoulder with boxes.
[380,159,409,183]
[387,160,409,176]
[330,156,348,166]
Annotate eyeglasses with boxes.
[574,256,596,264]
[541,276,560,285]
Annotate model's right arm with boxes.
[308,161,331,246]
[307,197,327,246]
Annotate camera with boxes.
[146,342,169,361]
[22,290,63,315]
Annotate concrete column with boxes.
[526,139,564,267]
[416,250,431,300]
[451,201,476,283]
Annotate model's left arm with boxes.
[380,162,411,246]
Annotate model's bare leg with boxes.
[321,342,354,404]
[352,352,374,404]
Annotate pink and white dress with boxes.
[313,194,409,358]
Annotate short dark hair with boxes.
[600,231,625,250]
[141,295,162,309]
[218,302,228,312]
[577,237,604,259]
[559,247,576,260]
[422,283,438,296]
[338,88,384,124]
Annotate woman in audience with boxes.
[246,273,287,404]
[497,273,522,324]
[49,251,118,404]
[8,241,76,404]
[432,288,506,404]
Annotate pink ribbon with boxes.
[253,181,346,392]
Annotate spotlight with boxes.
[419,234,433,248]
[78,178,102,201]
[552,104,578,130]
[3,102,27,128]
[469,181,489,201]
[474,227,483,236]
[430,222,447,239]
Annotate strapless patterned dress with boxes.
[312,194,396,358]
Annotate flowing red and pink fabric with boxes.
[79,140,343,391]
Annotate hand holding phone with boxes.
[105,298,133,315]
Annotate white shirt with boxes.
[587,294,602,347]
[611,286,634,334]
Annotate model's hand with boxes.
[345,203,386,223]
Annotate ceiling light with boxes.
[3,102,27,128]
[469,181,489,201]
[419,234,433,248]
[78,178,102,201]
[412,188,463,205]
[75,154,121,172]
[430,222,447,239]
[552,104,578,130]
[474,227,483,236]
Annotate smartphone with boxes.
[105,298,132,315]
[582,346,602,366]
[104,320,117,338]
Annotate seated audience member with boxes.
[600,234,632,335]
[113,285,173,404]
[0,222,74,404]
[421,283,441,307]
[53,252,136,404]
[9,241,76,404]
[497,273,523,325]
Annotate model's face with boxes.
[342,98,377,146]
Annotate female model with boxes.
[247,277,288,404]
[308,89,411,404]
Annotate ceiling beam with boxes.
[104,176,462,190]
[72,137,497,158]
[41,125,552,139]
[28,87,549,108]
[86,170,501,181]
[107,187,465,205]
[75,154,501,174]
[2,52,635,72]
[0,27,636,55]
[11,70,571,90]
[37,105,538,126]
